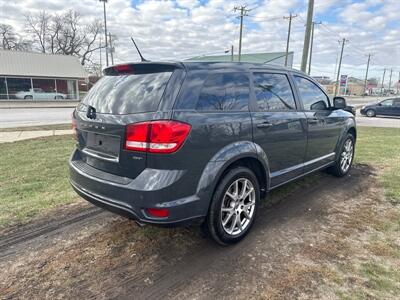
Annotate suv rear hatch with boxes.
[73,63,182,179]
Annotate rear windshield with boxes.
[80,72,172,114]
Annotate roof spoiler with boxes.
[103,63,181,76]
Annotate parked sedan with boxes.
[15,88,67,100]
[360,98,400,117]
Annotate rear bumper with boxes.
[69,150,206,225]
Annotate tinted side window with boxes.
[394,100,400,107]
[294,76,329,110]
[381,99,393,106]
[253,73,296,111]
[196,73,249,111]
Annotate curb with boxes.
[0,101,79,109]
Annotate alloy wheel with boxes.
[340,138,354,173]
[220,178,256,236]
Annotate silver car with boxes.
[15,88,67,100]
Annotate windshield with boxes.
[80,72,172,114]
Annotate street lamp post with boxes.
[99,0,109,67]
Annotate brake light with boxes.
[125,120,191,154]
[71,114,77,140]
[114,64,133,73]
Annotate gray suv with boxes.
[69,62,356,245]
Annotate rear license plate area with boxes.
[85,132,120,158]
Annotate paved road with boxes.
[1,106,399,129]
[356,113,400,128]
[0,108,74,128]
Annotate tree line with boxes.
[1,10,107,70]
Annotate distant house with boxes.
[186,52,294,67]
[0,50,87,101]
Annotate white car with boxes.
[15,88,67,100]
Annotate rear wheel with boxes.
[24,95,33,100]
[205,167,260,245]
[55,95,64,100]
[329,133,355,177]
[366,109,376,117]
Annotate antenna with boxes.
[130,37,149,62]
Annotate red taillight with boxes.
[72,114,77,140]
[146,208,169,218]
[125,120,191,154]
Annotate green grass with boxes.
[355,127,400,204]
[0,135,77,228]
[336,127,400,299]
[361,262,400,293]
[0,123,71,132]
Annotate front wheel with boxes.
[205,167,260,245]
[366,109,376,117]
[329,133,355,177]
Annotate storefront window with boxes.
[31,79,58,100]
[0,77,7,100]
[6,78,32,100]
[56,79,77,99]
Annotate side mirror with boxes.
[333,96,346,109]
[310,100,328,111]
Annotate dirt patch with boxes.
[0,165,398,299]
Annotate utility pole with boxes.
[381,68,386,95]
[284,13,297,67]
[231,45,234,62]
[363,54,371,96]
[308,21,321,74]
[301,0,314,72]
[335,38,348,97]
[108,33,114,65]
[234,5,251,62]
[333,51,339,85]
[99,36,102,71]
[388,68,393,93]
[99,0,109,67]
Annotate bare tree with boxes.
[25,10,106,66]
[0,24,30,51]
[25,11,50,53]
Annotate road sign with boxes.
[340,75,348,87]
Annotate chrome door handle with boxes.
[256,122,273,128]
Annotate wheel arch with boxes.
[195,141,270,216]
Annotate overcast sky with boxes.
[1,0,399,82]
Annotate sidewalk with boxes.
[0,129,73,143]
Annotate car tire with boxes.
[24,95,33,100]
[55,96,64,100]
[328,133,355,177]
[205,166,260,246]
[366,109,376,117]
